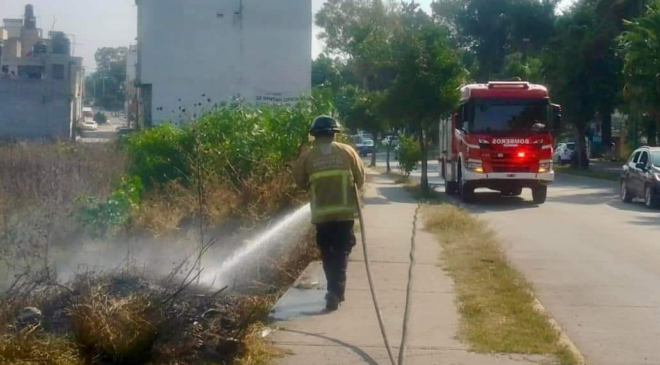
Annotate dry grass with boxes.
[135,172,301,236]
[0,142,125,278]
[0,325,84,365]
[232,323,287,365]
[69,292,159,361]
[423,204,578,365]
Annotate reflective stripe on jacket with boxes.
[294,138,365,224]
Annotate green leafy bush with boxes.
[77,176,143,237]
[124,92,332,190]
[397,135,421,177]
[93,112,108,124]
[124,125,193,189]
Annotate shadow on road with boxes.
[461,191,540,213]
[279,328,380,365]
[547,191,617,205]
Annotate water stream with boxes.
[200,204,311,289]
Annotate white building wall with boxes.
[138,0,312,125]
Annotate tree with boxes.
[620,1,660,145]
[88,47,128,110]
[543,2,598,168]
[312,54,344,91]
[388,3,466,195]
[95,47,128,75]
[501,52,544,82]
[432,0,556,81]
[340,87,389,166]
[316,0,395,90]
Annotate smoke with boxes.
[1,205,313,294]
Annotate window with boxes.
[52,64,65,80]
[640,152,649,165]
[652,152,660,167]
[470,99,549,134]
[632,151,642,163]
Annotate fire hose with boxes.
[354,185,421,365]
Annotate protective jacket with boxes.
[294,137,365,224]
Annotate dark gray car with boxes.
[620,146,660,209]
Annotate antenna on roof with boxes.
[51,16,57,31]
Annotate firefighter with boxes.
[294,115,366,311]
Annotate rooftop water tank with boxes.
[51,32,70,55]
[24,5,36,30]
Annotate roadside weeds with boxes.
[422,203,582,365]
[555,165,618,182]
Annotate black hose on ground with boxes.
[355,184,397,365]
[355,184,421,365]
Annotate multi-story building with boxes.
[135,0,312,127]
[0,5,84,140]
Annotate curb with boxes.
[532,297,587,365]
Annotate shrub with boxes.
[124,125,194,189]
[77,176,143,237]
[397,135,421,177]
[93,112,108,124]
[0,326,84,365]
[69,291,159,361]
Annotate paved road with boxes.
[469,175,660,365]
[367,152,660,364]
[79,115,126,143]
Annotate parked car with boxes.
[553,142,575,165]
[620,146,660,209]
[383,135,400,147]
[81,119,98,131]
[354,136,375,157]
[116,126,135,136]
[360,139,375,157]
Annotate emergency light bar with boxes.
[487,82,530,90]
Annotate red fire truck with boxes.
[439,81,562,204]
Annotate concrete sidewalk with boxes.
[269,171,552,365]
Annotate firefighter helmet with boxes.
[309,115,341,136]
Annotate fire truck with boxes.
[439,81,562,204]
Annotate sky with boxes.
[0,0,576,72]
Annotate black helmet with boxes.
[309,115,341,136]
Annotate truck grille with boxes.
[491,165,531,173]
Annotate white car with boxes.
[81,119,98,131]
[354,136,375,157]
[553,142,575,165]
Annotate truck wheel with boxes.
[644,185,660,209]
[446,181,459,195]
[621,180,633,203]
[460,183,475,203]
[532,186,547,204]
[458,166,475,203]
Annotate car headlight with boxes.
[539,162,553,173]
[467,161,484,173]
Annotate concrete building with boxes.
[135,0,312,127]
[0,5,84,140]
[125,45,138,127]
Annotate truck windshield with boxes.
[652,152,660,167]
[470,99,549,135]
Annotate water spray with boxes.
[200,204,312,289]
